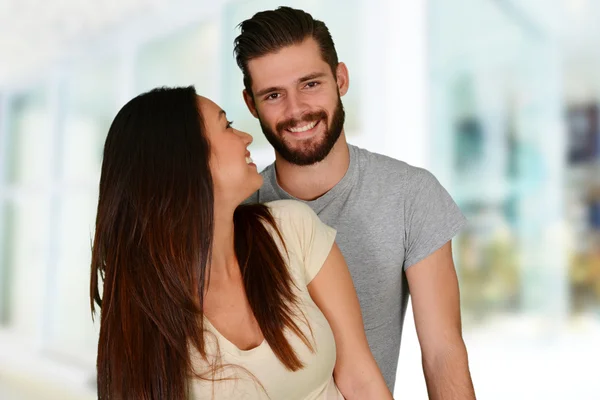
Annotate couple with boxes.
[90,6,475,400]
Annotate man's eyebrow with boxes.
[255,73,328,98]
[255,85,284,98]
[297,72,327,83]
[218,109,226,121]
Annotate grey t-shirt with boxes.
[246,144,467,392]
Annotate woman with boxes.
[90,86,392,399]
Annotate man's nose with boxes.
[283,92,309,123]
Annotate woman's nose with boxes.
[236,129,253,145]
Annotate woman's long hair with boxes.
[90,86,313,400]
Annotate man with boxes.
[234,6,475,399]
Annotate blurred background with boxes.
[1,0,599,398]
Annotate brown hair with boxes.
[90,86,313,399]
[233,6,339,96]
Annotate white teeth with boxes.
[246,156,253,164]
[288,120,318,133]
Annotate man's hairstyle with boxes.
[233,6,339,96]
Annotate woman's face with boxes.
[197,95,262,206]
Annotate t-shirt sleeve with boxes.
[274,201,337,285]
[403,168,467,269]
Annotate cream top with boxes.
[189,200,344,400]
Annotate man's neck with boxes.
[274,134,350,201]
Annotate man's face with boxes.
[244,38,348,166]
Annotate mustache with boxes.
[276,111,327,132]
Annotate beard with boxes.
[258,95,345,166]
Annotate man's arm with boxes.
[405,241,475,399]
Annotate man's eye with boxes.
[306,81,320,88]
[266,93,280,101]
[226,120,234,129]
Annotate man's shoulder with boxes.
[351,144,432,184]
[264,199,312,219]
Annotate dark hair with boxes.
[233,6,339,96]
[90,86,314,399]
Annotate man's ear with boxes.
[336,62,350,97]
[243,89,259,118]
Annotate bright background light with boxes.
[1,1,599,398]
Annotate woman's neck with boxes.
[209,203,239,282]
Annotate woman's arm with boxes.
[308,243,393,400]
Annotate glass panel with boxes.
[2,196,52,337]
[62,56,120,183]
[429,0,599,398]
[5,88,52,186]
[48,190,99,358]
[0,199,12,325]
[135,22,220,99]
[2,86,54,336]
[43,55,120,356]
[430,0,568,323]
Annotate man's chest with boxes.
[317,205,407,308]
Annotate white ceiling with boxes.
[0,0,182,87]
[0,0,598,89]
[517,0,600,48]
